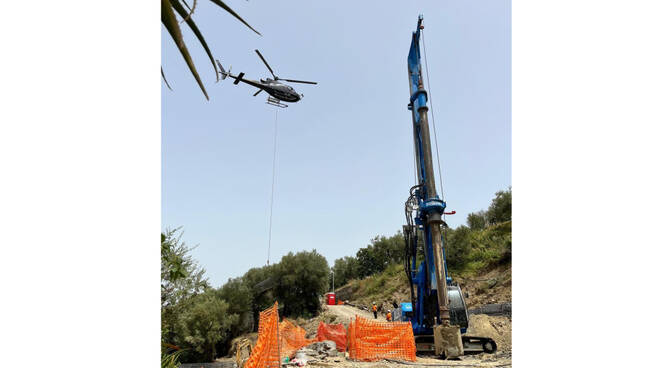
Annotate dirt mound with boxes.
[466,314,512,352]
[295,306,343,339]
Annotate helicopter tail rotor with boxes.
[215,59,230,81]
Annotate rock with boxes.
[296,340,338,360]
[309,340,338,357]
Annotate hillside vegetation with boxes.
[446,220,511,275]
[336,261,512,312]
[335,264,408,307]
[333,188,512,311]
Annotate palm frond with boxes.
[208,0,261,36]
[161,349,183,368]
[170,0,219,82]
[179,0,197,23]
[162,0,209,100]
[161,67,173,90]
[162,0,261,99]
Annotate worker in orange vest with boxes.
[386,310,392,322]
[372,302,378,319]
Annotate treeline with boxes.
[161,230,330,363]
[445,188,511,273]
[330,188,512,288]
[331,234,406,289]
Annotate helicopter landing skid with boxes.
[266,96,288,108]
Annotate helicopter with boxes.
[216,49,317,108]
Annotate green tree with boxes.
[356,233,405,278]
[445,225,471,270]
[373,233,406,266]
[243,264,278,330]
[161,228,209,344]
[275,250,330,317]
[467,210,487,230]
[356,246,377,278]
[486,187,512,225]
[216,277,253,337]
[444,189,513,273]
[176,291,238,362]
[345,256,360,282]
[331,256,359,288]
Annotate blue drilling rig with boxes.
[400,15,497,356]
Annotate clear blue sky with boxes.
[162,0,511,288]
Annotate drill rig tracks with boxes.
[461,335,497,354]
[414,335,497,355]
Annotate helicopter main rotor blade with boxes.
[281,78,318,85]
[255,49,276,79]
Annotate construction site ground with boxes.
[324,304,511,351]
[228,303,511,368]
[322,304,511,367]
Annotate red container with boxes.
[326,292,336,305]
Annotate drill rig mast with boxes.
[401,15,496,357]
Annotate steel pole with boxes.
[416,84,451,326]
[332,271,334,293]
[431,222,450,324]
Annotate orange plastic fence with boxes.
[347,315,416,362]
[244,302,280,368]
[316,321,347,352]
[278,319,316,358]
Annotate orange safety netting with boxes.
[316,321,347,352]
[278,318,316,358]
[244,302,280,368]
[347,315,416,362]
